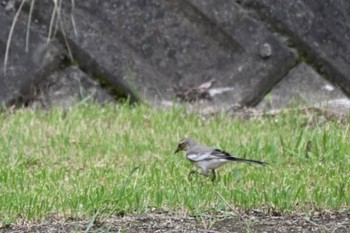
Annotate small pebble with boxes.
[259,43,272,58]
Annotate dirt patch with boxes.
[2,211,350,233]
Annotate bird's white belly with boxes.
[194,159,229,171]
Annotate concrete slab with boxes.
[30,66,115,109]
[33,0,296,108]
[0,7,62,106]
[243,0,350,97]
[33,1,169,104]
[257,63,350,113]
[185,0,297,106]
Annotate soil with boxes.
[2,210,349,233]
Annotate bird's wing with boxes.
[211,149,236,159]
[186,151,213,162]
[187,148,234,162]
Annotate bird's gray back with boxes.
[187,144,214,155]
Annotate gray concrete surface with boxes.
[0,8,62,106]
[258,63,350,113]
[243,0,350,98]
[0,0,349,113]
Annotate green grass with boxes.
[0,104,349,224]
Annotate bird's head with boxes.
[174,137,196,154]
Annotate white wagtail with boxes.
[174,138,267,181]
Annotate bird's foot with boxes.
[211,170,217,182]
[187,170,198,181]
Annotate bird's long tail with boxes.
[229,157,267,166]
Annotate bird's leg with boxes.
[188,170,198,180]
[211,169,217,182]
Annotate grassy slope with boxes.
[0,104,349,223]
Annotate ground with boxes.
[2,211,350,232]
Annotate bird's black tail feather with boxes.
[229,157,267,166]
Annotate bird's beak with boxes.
[174,146,180,154]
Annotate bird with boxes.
[174,137,267,181]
